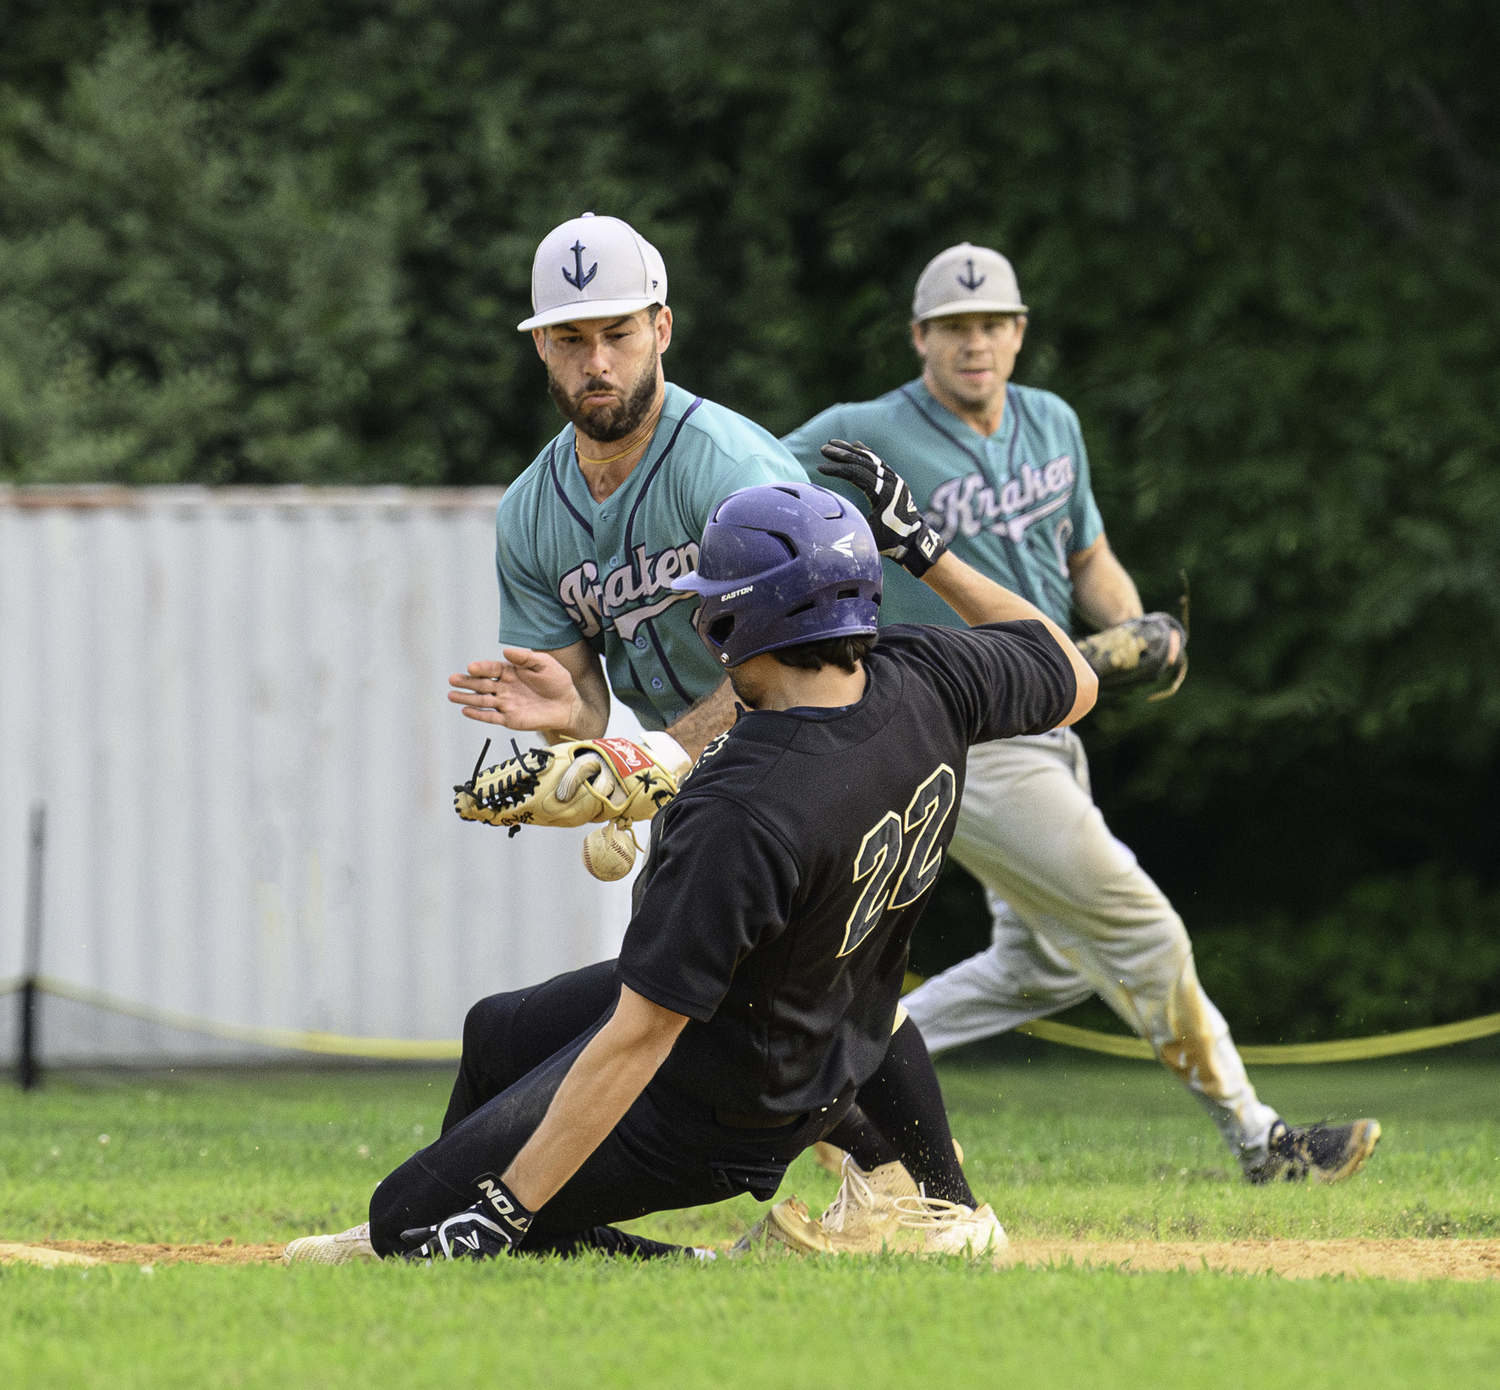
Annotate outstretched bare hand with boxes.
[448,648,587,733]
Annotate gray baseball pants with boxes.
[903,729,1279,1164]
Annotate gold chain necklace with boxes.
[574,408,663,469]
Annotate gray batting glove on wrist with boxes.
[817,439,947,578]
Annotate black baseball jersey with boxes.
[617,620,1076,1119]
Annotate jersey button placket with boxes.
[987,435,1006,478]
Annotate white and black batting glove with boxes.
[399,1177,534,1261]
[818,439,946,578]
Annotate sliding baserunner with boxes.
[287,479,1094,1262]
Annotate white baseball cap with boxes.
[517,213,668,331]
[911,242,1027,322]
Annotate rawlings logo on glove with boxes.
[454,735,682,835]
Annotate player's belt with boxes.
[713,1107,802,1129]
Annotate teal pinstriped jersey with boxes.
[783,379,1104,631]
[495,382,807,730]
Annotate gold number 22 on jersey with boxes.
[839,764,957,957]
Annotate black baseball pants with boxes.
[369,961,847,1257]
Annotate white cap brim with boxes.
[517,296,662,332]
[915,296,1027,322]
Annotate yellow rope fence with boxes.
[3,976,460,1061]
[1,973,1497,1065]
[1014,1013,1500,1064]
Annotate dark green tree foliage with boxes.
[1196,869,1500,1042]
[0,32,419,481]
[1,1,1497,1035]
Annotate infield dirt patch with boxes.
[2,1240,284,1267]
[4,1238,1497,1280]
[1002,1239,1500,1282]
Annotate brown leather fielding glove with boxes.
[1074,613,1187,699]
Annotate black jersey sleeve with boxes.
[617,794,800,1022]
[891,620,1077,745]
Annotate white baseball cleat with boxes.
[818,1154,1004,1257]
[282,1222,378,1265]
[817,1156,915,1252]
[892,1196,1007,1257]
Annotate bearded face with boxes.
[546,344,661,443]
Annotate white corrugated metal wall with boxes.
[0,487,645,1064]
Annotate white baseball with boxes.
[582,821,637,882]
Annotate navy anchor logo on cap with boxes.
[563,241,598,291]
[957,258,986,292]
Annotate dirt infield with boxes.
[2,1240,284,1268]
[4,1238,1498,1280]
[1001,1239,1500,1282]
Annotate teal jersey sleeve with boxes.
[783,403,895,537]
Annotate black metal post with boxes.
[19,979,37,1091]
[19,803,45,1091]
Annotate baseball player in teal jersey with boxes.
[784,242,1380,1183]
[448,213,806,769]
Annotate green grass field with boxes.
[3,1043,1498,1388]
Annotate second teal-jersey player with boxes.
[784,242,1381,1185]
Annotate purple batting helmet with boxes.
[671,482,882,668]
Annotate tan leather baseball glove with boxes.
[454,736,683,834]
